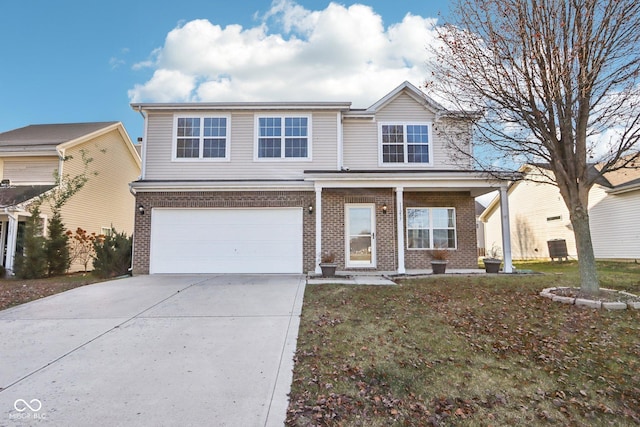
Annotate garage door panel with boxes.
[149,208,303,274]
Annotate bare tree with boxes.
[428,0,640,293]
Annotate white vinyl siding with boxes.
[590,187,640,259]
[342,92,468,170]
[144,111,338,180]
[484,179,577,260]
[3,157,58,184]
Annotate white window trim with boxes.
[345,203,377,268]
[254,114,313,162]
[406,207,457,250]
[172,114,231,162]
[378,121,433,167]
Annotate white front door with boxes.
[345,204,376,268]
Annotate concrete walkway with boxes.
[307,269,486,286]
[0,274,305,426]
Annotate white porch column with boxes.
[499,186,513,273]
[5,213,18,274]
[396,186,405,274]
[314,185,323,275]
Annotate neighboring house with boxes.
[130,81,509,275]
[481,163,640,261]
[0,122,142,273]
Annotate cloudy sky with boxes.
[0,0,450,140]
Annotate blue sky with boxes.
[0,0,450,141]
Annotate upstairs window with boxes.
[380,123,431,165]
[257,116,310,159]
[174,116,229,160]
[406,207,457,249]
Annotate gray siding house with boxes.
[130,82,508,275]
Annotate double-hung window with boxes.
[174,115,230,160]
[257,116,310,160]
[406,207,456,249]
[380,123,431,165]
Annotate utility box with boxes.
[547,239,568,262]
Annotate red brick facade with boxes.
[132,189,477,274]
[403,191,478,269]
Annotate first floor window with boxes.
[258,116,309,159]
[175,116,229,160]
[406,207,456,249]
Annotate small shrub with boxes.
[67,228,99,272]
[429,246,451,261]
[45,210,70,276]
[92,228,132,278]
[13,205,47,279]
[320,251,336,264]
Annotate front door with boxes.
[345,204,376,268]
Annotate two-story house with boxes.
[130,82,510,275]
[0,122,141,273]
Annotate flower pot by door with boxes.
[320,263,337,278]
[483,259,502,273]
[431,261,447,274]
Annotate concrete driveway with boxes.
[0,274,305,426]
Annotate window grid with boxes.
[381,123,430,164]
[175,116,228,160]
[406,208,456,249]
[258,116,309,159]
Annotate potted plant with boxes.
[483,244,502,273]
[319,251,337,278]
[429,246,450,274]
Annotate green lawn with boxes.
[287,261,640,426]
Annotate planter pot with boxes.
[431,260,448,274]
[483,259,502,273]
[319,263,337,278]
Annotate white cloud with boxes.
[128,0,439,107]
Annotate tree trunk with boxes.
[569,206,599,294]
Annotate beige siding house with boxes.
[0,122,142,273]
[481,164,640,261]
[130,82,509,275]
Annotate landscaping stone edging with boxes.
[540,287,640,310]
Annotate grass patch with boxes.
[287,262,640,426]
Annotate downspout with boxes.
[138,106,148,180]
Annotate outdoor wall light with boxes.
[138,204,145,215]
[382,203,388,214]
[308,204,314,215]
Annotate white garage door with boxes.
[149,208,303,274]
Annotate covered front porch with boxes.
[0,184,53,274]
[306,170,514,276]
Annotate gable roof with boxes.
[0,121,141,168]
[342,81,481,120]
[0,185,56,208]
[366,81,446,113]
[0,122,118,151]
